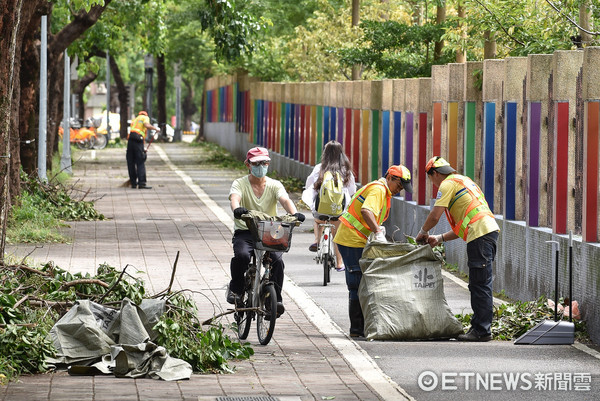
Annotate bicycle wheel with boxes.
[256,283,277,345]
[92,134,107,149]
[323,253,331,286]
[235,288,253,340]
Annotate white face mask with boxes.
[251,164,268,178]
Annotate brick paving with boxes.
[3,143,393,401]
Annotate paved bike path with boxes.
[2,143,406,401]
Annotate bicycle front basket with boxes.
[248,219,294,252]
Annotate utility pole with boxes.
[106,51,111,141]
[38,15,48,182]
[60,49,72,175]
[174,61,182,142]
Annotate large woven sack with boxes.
[358,242,463,340]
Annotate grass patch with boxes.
[7,163,105,244]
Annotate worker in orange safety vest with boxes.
[334,165,413,338]
[416,156,500,342]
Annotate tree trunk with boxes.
[74,70,98,123]
[0,0,43,260]
[43,1,111,169]
[579,1,592,46]
[483,30,496,59]
[456,1,466,63]
[351,0,361,80]
[157,54,167,127]
[182,78,197,131]
[433,2,446,61]
[108,55,129,139]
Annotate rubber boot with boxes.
[349,299,364,337]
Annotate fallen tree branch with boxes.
[98,265,130,303]
[60,279,109,291]
[153,251,180,298]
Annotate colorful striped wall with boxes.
[203,47,600,243]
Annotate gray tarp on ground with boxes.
[46,298,192,381]
[359,242,464,341]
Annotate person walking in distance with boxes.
[226,146,306,316]
[416,156,500,342]
[127,111,159,189]
[333,165,413,337]
[302,140,356,271]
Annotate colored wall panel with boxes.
[371,110,380,181]
[448,102,458,168]
[382,111,390,177]
[433,102,442,156]
[464,102,476,179]
[316,106,323,162]
[393,111,402,166]
[528,102,542,227]
[337,107,344,145]
[353,110,360,181]
[345,109,353,166]
[362,110,370,184]
[418,112,428,205]
[504,102,517,220]
[310,106,317,165]
[554,102,569,234]
[483,102,496,211]
[324,107,330,145]
[405,112,414,202]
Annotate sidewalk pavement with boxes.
[2,143,406,401]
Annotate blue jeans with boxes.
[337,244,364,301]
[466,231,498,336]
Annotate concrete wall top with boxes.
[504,57,528,102]
[418,78,432,111]
[448,63,465,102]
[583,47,600,99]
[361,80,372,109]
[322,82,331,106]
[483,59,505,102]
[330,82,339,107]
[370,80,383,110]
[336,82,345,108]
[316,82,324,106]
[431,64,449,102]
[381,80,393,110]
[464,61,483,101]
[352,81,362,109]
[392,79,406,111]
[405,78,420,110]
[526,54,553,101]
[552,50,584,101]
[343,81,353,109]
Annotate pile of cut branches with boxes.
[0,254,253,384]
[455,296,589,342]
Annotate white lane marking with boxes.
[154,145,234,234]
[155,144,413,400]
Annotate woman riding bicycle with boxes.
[302,140,356,271]
[227,146,305,317]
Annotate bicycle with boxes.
[314,215,338,286]
[234,213,301,345]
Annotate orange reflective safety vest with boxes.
[443,174,495,241]
[339,179,391,239]
[129,115,148,139]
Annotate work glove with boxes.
[372,230,387,243]
[293,212,306,222]
[233,207,249,219]
[428,234,443,247]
